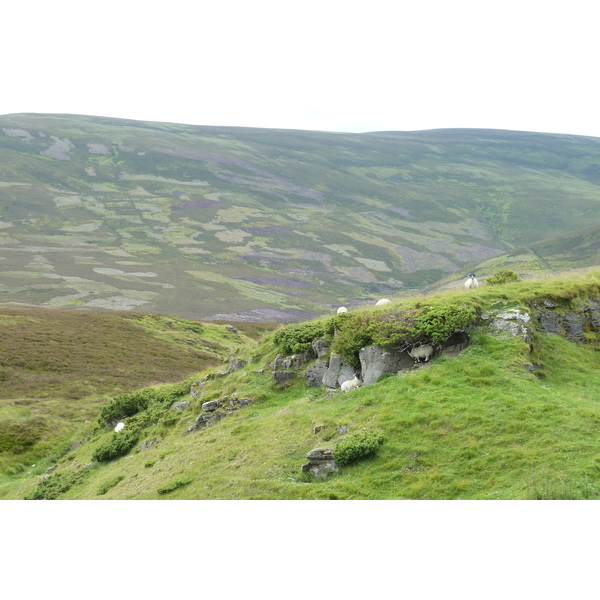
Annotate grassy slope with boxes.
[6,270,600,500]
[2,115,600,320]
[0,308,277,481]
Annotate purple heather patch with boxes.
[235,277,315,288]
[172,199,219,210]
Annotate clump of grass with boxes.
[97,475,125,495]
[157,476,193,495]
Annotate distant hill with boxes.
[2,113,600,320]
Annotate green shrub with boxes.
[273,321,331,354]
[413,305,478,343]
[96,475,125,495]
[25,470,85,500]
[157,476,193,495]
[486,270,520,286]
[92,429,139,462]
[331,305,478,366]
[333,430,385,466]
[98,382,191,426]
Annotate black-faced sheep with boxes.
[464,273,479,289]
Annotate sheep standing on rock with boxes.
[341,375,361,392]
[375,298,391,307]
[464,273,479,289]
[337,306,348,314]
[408,345,434,363]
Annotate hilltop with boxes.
[3,269,600,500]
[2,114,600,321]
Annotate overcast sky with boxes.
[2,0,598,137]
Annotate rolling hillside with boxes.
[2,114,600,321]
[3,270,600,500]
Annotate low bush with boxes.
[486,270,520,286]
[157,476,193,495]
[333,430,385,466]
[96,475,125,496]
[92,429,139,462]
[273,321,332,354]
[99,381,191,426]
[25,470,85,500]
[331,304,478,366]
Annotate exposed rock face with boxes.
[489,308,533,345]
[201,400,220,412]
[301,448,338,480]
[183,396,253,434]
[312,337,331,359]
[171,401,190,411]
[533,301,600,344]
[321,355,357,389]
[228,356,246,372]
[304,359,329,387]
[359,346,414,386]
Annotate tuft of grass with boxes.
[97,475,125,496]
[157,477,193,495]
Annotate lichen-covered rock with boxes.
[301,448,338,480]
[201,400,220,412]
[489,308,532,344]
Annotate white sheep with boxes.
[337,306,348,314]
[114,422,125,432]
[408,345,434,363]
[464,273,479,289]
[340,375,361,392]
[375,298,391,307]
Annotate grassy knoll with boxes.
[6,270,600,500]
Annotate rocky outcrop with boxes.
[304,359,329,387]
[487,308,533,345]
[359,346,414,386]
[533,299,600,344]
[183,396,253,434]
[301,448,338,480]
[321,355,357,389]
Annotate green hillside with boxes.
[2,114,600,321]
[4,269,600,500]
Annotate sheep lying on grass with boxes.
[114,422,125,432]
[375,298,391,306]
[341,375,361,392]
[337,306,348,314]
[464,273,479,289]
[408,345,434,363]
